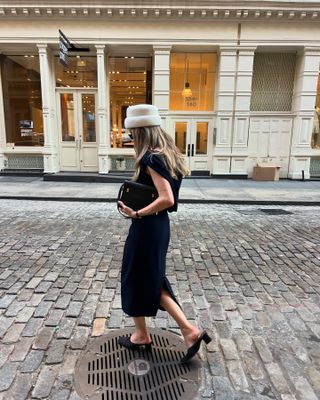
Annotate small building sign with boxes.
[59,29,70,67]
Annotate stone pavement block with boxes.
[70,326,90,350]
[265,363,291,395]
[0,362,18,392]
[296,306,317,322]
[0,316,14,340]
[55,294,71,309]
[233,330,252,352]
[33,327,54,350]
[306,367,320,394]
[22,318,42,337]
[253,337,273,363]
[212,376,235,400]
[226,360,249,393]
[15,307,35,323]
[26,278,42,289]
[0,344,14,368]
[9,337,33,362]
[46,339,67,364]
[28,294,45,307]
[220,339,240,360]
[207,352,226,376]
[66,301,82,317]
[95,302,110,318]
[3,324,25,344]
[210,304,226,321]
[0,295,16,309]
[60,350,81,375]
[242,351,264,381]
[3,372,32,400]
[294,377,318,400]
[56,318,76,339]
[34,301,53,318]
[92,318,106,336]
[5,301,25,317]
[107,309,123,329]
[35,281,52,293]
[31,365,58,399]
[21,349,44,373]
[45,309,64,327]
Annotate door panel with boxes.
[248,117,293,178]
[173,119,212,173]
[60,93,79,170]
[58,91,98,172]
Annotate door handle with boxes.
[187,144,190,156]
[191,144,194,157]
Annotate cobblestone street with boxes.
[0,200,319,400]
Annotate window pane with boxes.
[1,54,44,146]
[175,122,187,154]
[311,72,320,149]
[170,53,216,111]
[109,57,152,148]
[60,93,75,142]
[54,56,97,88]
[82,94,96,142]
[196,123,208,155]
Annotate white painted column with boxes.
[37,44,59,173]
[153,46,171,129]
[232,47,256,174]
[96,45,109,174]
[214,47,237,174]
[0,54,7,170]
[289,47,320,179]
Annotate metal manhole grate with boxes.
[259,208,293,215]
[74,328,201,400]
[238,209,293,216]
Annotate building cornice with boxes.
[0,2,320,21]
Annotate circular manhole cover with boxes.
[74,327,202,400]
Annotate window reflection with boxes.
[82,94,96,142]
[109,57,152,148]
[196,123,208,155]
[311,72,320,149]
[1,54,43,146]
[60,93,75,142]
[54,56,97,88]
[170,53,216,111]
[175,123,187,155]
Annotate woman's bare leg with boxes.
[160,289,201,348]
[131,317,152,344]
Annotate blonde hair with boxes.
[129,126,190,181]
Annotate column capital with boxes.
[37,44,48,53]
[300,46,320,56]
[95,44,107,54]
[153,45,172,54]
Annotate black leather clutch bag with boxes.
[117,180,158,218]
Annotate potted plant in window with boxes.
[116,157,126,171]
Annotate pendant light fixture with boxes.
[182,55,192,97]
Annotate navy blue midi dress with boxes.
[121,150,183,317]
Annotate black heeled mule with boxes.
[118,336,152,351]
[180,331,212,363]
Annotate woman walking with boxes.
[118,104,211,363]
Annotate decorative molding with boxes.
[0,4,320,21]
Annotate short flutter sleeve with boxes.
[141,150,182,213]
[142,151,172,182]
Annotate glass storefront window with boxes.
[1,54,43,146]
[170,53,216,111]
[311,71,320,149]
[109,57,152,148]
[54,56,97,88]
